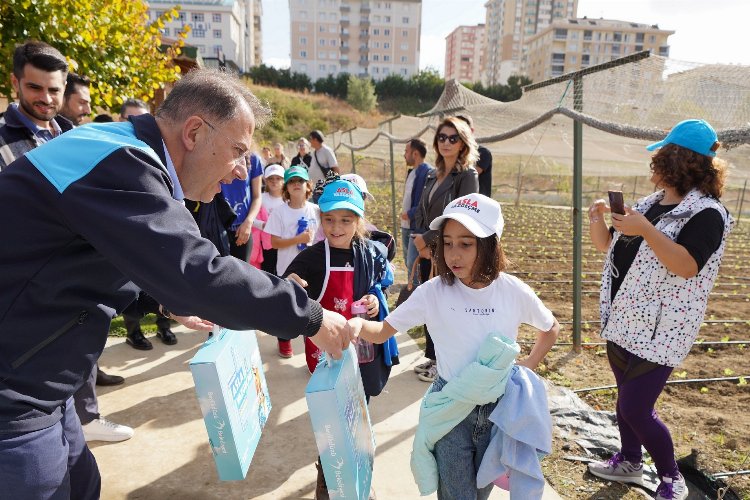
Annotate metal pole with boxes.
[349,130,356,174]
[389,140,398,239]
[631,176,638,201]
[738,178,748,225]
[572,76,583,353]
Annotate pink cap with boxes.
[351,300,368,315]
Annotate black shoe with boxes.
[96,370,125,386]
[126,331,153,350]
[156,328,177,345]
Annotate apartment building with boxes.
[523,18,674,82]
[289,0,422,82]
[483,0,577,85]
[147,0,262,72]
[444,24,485,83]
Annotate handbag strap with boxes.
[407,256,421,291]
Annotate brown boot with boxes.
[315,460,329,500]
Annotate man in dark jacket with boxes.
[0,68,351,499]
[0,40,73,170]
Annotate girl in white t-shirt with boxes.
[255,164,286,274]
[263,166,320,358]
[349,193,559,500]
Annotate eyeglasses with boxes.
[437,133,461,145]
[200,117,248,168]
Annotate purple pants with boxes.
[607,342,678,478]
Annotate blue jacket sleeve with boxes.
[58,147,323,339]
[407,164,431,223]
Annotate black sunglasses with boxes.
[437,133,461,145]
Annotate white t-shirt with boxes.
[263,201,320,275]
[309,144,338,186]
[261,192,285,215]
[386,273,555,381]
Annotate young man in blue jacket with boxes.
[0,68,352,499]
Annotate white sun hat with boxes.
[429,193,504,239]
[340,173,375,202]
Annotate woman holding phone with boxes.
[587,119,732,500]
[411,117,479,382]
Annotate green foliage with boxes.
[0,0,186,110]
[346,75,377,112]
[314,73,349,99]
[466,74,533,102]
[246,64,312,92]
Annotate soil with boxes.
[501,205,750,499]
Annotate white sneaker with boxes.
[655,473,688,500]
[588,452,643,484]
[82,417,134,442]
[413,359,434,374]
[417,363,438,383]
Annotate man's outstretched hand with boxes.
[309,308,355,359]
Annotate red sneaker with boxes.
[278,339,293,358]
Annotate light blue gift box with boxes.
[190,327,271,481]
[305,345,375,499]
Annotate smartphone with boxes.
[608,190,625,215]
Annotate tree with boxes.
[0,0,187,111]
[346,75,377,112]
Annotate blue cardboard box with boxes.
[305,345,375,499]
[190,327,271,481]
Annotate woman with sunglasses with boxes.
[411,116,479,382]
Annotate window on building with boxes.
[612,44,620,55]
[330,64,337,71]
[320,25,326,32]
[300,10,308,18]
[331,39,337,46]
[583,30,592,40]
[613,32,622,42]
[400,43,408,50]
[300,23,308,31]
[373,15,380,22]
[197,45,205,54]
[383,55,390,61]
[384,42,390,48]
[551,53,565,63]
[649,35,656,43]
[330,13,337,20]
[635,44,643,52]
[384,67,390,75]
[300,50,308,58]
[155,10,165,18]
[214,29,222,39]
[330,51,337,58]
[401,55,407,63]
[402,29,408,37]
[401,68,407,76]
[582,54,589,65]
[178,11,186,22]
[213,44,223,55]
[194,28,206,38]
[373,41,380,48]
[373,67,380,74]
[554,28,567,39]
[384,2,391,8]
[372,28,379,35]
[320,64,326,71]
[551,64,564,75]
[319,52,327,59]
[192,13,204,23]
[213,13,221,23]
[301,63,308,72]
[319,12,326,20]
[402,17,409,23]
[384,29,390,35]
[319,39,326,46]
[384,16,391,22]
[329,26,337,33]
[636,32,644,43]
[300,37,307,44]
[162,28,170,36]
[373,54,379,61]
[659,45,669,56]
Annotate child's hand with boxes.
[516,358,538,370]
[347,316,364,340]
[297,228,314,245]
[287,273,308,288]
[360,294,379,318]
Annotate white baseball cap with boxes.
[429,193,504,239]
[341,173,375,202]
[264,163,285,179]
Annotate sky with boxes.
[262,0,750,75]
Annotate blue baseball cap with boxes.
[646,119,718,157]
[284,165,309,183]
[318,180,365,217]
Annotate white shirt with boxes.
[401,169,416,229]
[309,144,338,186]
[386,274,555,381]
[261,192,285,215]
[263,201,320,275]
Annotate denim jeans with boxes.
[401,227,412,265]
[405,233,420,287]
[430,377,497,500]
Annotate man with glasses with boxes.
[0,68,352,498]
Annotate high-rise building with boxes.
[444,24,485,83]
[482,0,577,85]
[523,18,673,82]
[289,0,422,82]
[147,0,262,72]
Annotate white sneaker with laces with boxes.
[82,417,134,442]
[588,452,643,484]
[655,473,688,500]
[417,363,438,383]
[413,359,434,374]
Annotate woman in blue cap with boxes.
[586,119,733,500]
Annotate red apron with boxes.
[305,240,355,372]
